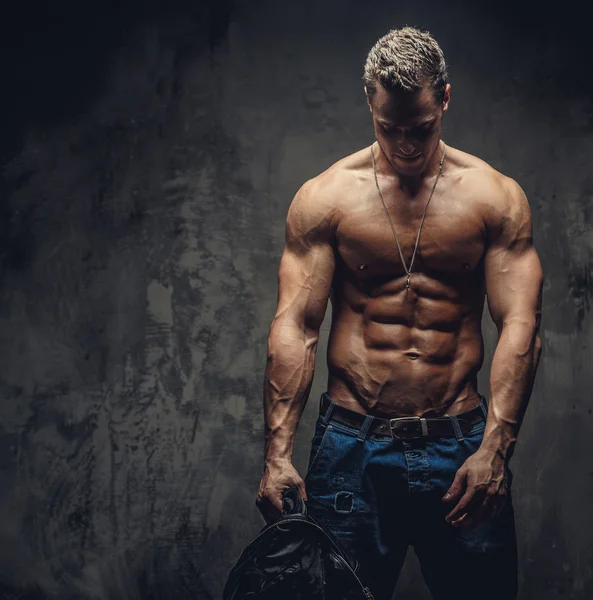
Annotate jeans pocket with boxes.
[305,420,333,479]
[468,420,486,436]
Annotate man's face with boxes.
[366,82,450,177]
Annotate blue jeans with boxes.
[304,392,518,600]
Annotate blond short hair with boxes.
[363,26,448,101]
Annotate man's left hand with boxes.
[442,448,509,528]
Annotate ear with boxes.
[364,86,372,112]
[442,83,451,113]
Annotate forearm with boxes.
[263,322,319,465]
[481,320,542,461]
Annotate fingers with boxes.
[298,480,308,502]
[256,467,309,525]
[256,494,282,524]
[477,499,499,525]
[446,490,474,524]
[483,493,507,522]
[445,483,485,524]
[442,469,467,504]
[255,486,283,524]
[443,460,511,528]
[449,512,469,527]
[452,494,488,528]
[450,492,507,528]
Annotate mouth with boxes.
[395,153,423,162]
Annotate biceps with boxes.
[485,246,543,331]
[274,243,335,333]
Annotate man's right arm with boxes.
[256,178,336,520]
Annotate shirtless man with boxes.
[256,27,543,600]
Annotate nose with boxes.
[393,129,417,152]
[399,143,417,156]
[398,136,418,155]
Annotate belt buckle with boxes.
[389,416,422,440]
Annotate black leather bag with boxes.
[223,486,374,599]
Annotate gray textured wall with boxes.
[1,1,591,599]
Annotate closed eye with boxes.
[415,121,435,134]
[379,122,434,135]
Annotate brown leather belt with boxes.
[319,392,487,440]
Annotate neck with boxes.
[374,139,445,196]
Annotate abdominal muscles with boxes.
[326,277,485,416]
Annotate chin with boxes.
[392,157,426,176]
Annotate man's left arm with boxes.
[444,176,544,527]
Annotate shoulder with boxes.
[445,145,532,241]
[300,145,370,199]
[286,146,370,243]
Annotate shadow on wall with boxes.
[0,0,232,282]
[0,1,233,600]
[0,0,232,163]
[0,521,215,600]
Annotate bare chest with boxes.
[335,189,486,284]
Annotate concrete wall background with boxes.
[0,1,591,598]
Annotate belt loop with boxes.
[321,393,336,425]
[448,414,464,441]
[357,415,374,442]
[478,395,489,420]
[420,417,428,437]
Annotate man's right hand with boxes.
[256,458,307,524]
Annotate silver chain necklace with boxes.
[370,141,446,293]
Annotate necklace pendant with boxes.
[406,273,411,290]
